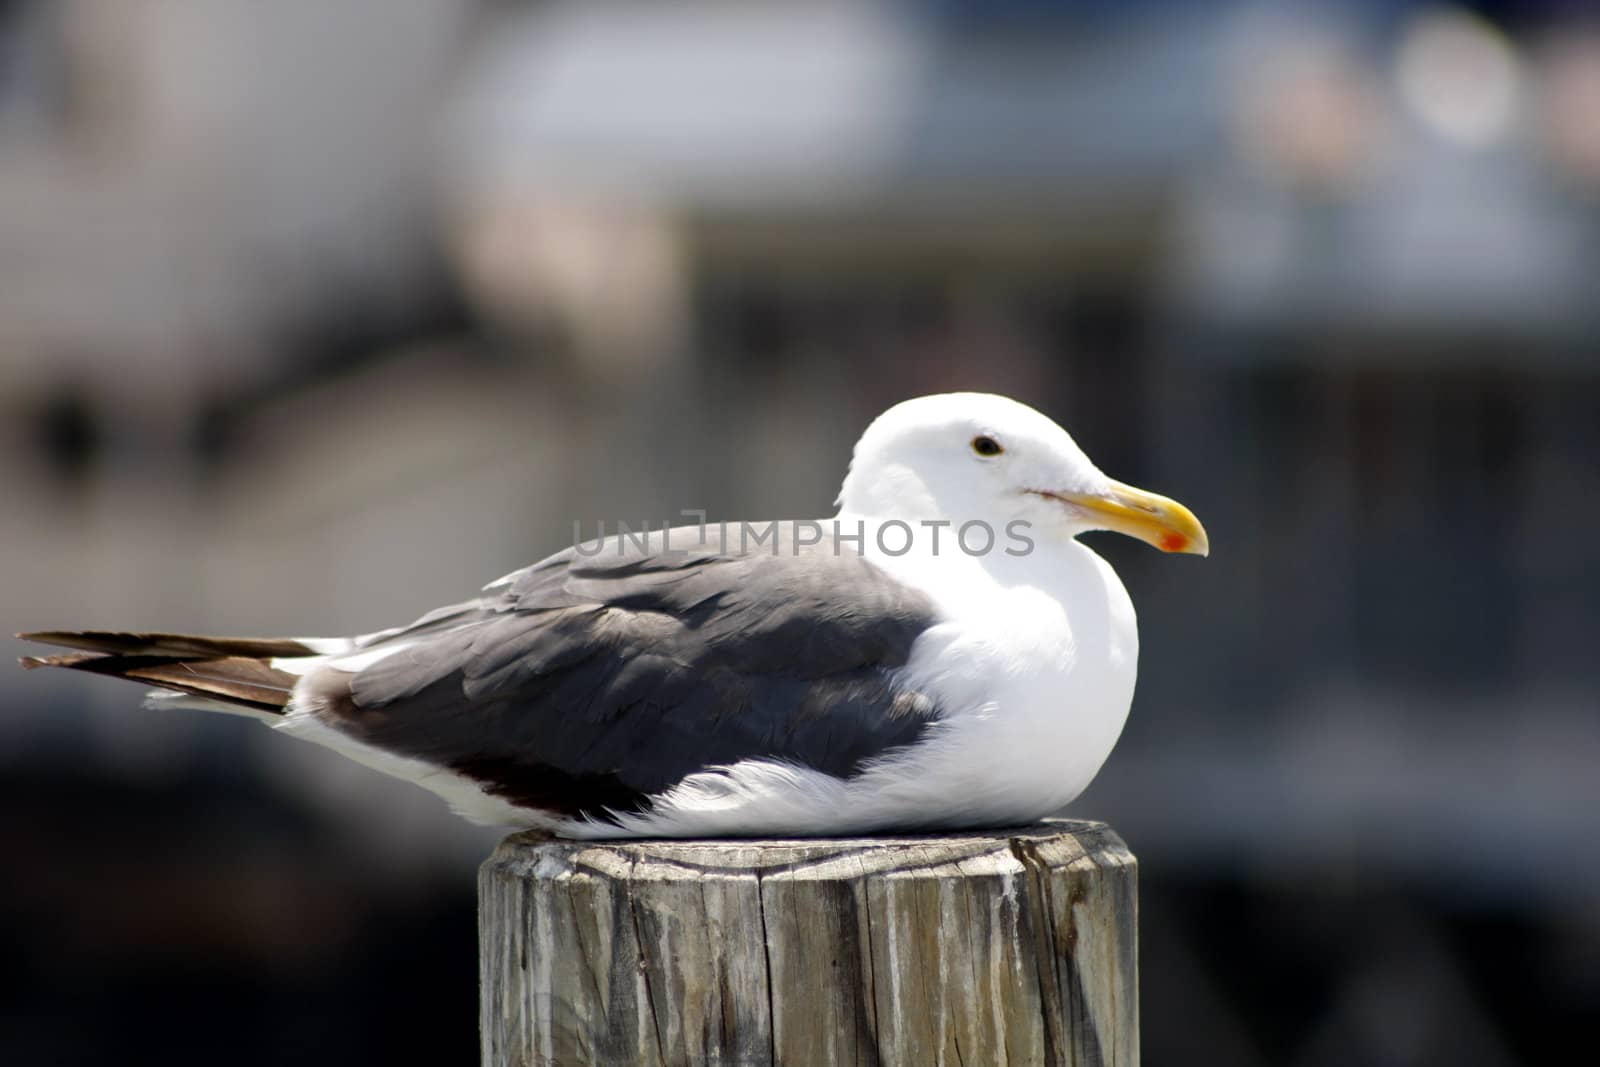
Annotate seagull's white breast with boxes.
[856,533,1140,827]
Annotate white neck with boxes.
[835,461,944,521]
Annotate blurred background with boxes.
[2,0,1597,1063]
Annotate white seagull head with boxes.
[836,392,1208,555]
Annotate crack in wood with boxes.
[623,858,668,1065]
[752,870,778,1066]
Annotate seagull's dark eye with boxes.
[971,435,1004,457]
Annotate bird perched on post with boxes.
[21,392,1206,839]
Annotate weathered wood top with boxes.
[485,818,1129,876]
[480,820,1137,1066]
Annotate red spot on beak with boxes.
[1160,533,1188,553]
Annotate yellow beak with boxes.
[1044,480,1210,556]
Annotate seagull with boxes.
[20,392,1206,839]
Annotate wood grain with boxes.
[480,820,1137,1066]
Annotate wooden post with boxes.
[479,819,1137,1066]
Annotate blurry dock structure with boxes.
[479,821,1137,1067]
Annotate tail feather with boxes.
[18,631,312,714]
[19,630,317,661]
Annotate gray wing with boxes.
[305,523,943,823]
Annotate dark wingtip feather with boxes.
[19,630,94,645]
[18,630,318,660]
[18,642,299,714]
[20,651,107,671]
